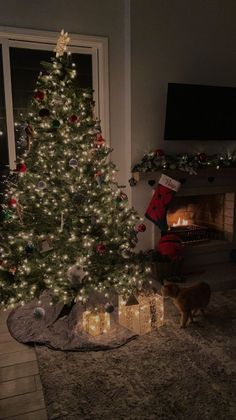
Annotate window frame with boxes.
[0,26,110,169]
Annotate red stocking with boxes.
[145,174,181,232]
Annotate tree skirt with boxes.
[7,291,136,351]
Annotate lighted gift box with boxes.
[82,310,110,337]
[118,293,164,335]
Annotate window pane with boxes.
[71,53,93,89]
[10,48,53,157]
[10,47,93,157]
[0,45,8,167]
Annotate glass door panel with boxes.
[10,47,93,158]
[0,45,8,167]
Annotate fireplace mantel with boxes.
[132,168,236,196]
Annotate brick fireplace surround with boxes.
[133,168,236,278]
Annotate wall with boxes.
[0,0,128,186]
[131,0,236,249]
[2,0,236,250]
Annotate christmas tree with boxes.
[0,31,149,309]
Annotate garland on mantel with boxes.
[131,149,236,176]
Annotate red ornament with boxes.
[94,171,102,178]
[69,115,78,124]
[34,90,45,101]
[197,152,207,162]
[120,192,128,200]
[96,243,106,254]
[16,163,27,173]
[157,234,183,260]
[94,134,105,147]
[94,171,103,186]
[136,223,146,233]
[8,198,17,208]
[9,266,17,275]
[155,149,165,157]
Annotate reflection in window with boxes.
[10,48,93,158]
[0,46,8,167]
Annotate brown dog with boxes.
[161,282,211,328]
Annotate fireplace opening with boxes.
[167,193,234,244]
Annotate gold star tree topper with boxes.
[54,29,70,57]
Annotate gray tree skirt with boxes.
[7,291,137,351]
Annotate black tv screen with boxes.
[164,83,236,140]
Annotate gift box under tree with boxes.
[81,309,111,337]
[118,292,164,335]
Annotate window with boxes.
[0,45,8,167]
[0,27,109,169]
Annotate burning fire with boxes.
[173,217,189,227]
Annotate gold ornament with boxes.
[54,29,70,57]
[25,123,34,151]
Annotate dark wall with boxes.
[131,0,236,164]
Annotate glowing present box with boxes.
[118,293,164,335]
[82,310,110,337]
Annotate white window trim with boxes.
[0,26,110,169]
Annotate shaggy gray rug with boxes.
[36,289,236,420]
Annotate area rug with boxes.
[36,289,236,420]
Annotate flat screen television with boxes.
[164,83,236,140]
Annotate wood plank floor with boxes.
[0,310,48,419]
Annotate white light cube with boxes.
[82,310,110,337]
[118,293,164,335]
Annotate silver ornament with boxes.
[37,180,47,190]
[53,98,64,106]
[33,307,45,320]
[104,302,114,313]
[67,265,86,288]
[121,249,131,259]
[69,158,78,168]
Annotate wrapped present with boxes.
[82,310,110,337]
[118,292,164,335]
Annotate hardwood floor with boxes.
[0,310,47,419]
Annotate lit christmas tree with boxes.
[0,31,149,309]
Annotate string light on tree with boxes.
[0,30,148,312]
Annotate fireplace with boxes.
[131,167,236,270]
[131,168,236,275]
[167,193,234,244]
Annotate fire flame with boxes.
[173,217,189,227]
